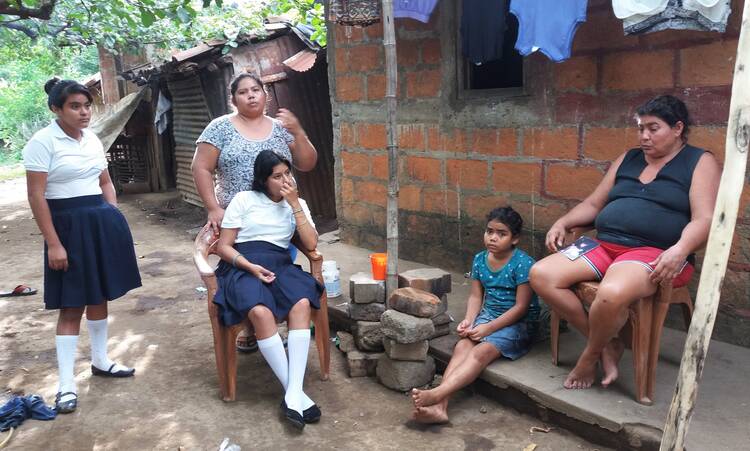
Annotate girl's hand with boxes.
[648,245,689,285]
[277,108,302,135]
[545,221,568,252]
[281,179,300,206]
[207,207,225,235]
[468,324,492,341]
[48,244,69,271]
[456,319,472,337]
[250,264,276,283]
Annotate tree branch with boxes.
[0,0,59,20]
[0,21,39,39]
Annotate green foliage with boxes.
[0,34,99,163]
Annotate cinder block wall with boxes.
[328,0,750,345]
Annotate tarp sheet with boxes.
[89,88,148,153]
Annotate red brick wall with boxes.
[330,1,750,344]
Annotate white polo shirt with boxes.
[22,121,107,199]
[222,190,315,248]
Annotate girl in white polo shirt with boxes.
[23,78,141,414]
[214,149,323,429]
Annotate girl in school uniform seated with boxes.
[214,149,323,429]
[23,78,142,414]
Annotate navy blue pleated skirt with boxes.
[44,195,141,309]
[214,241,322,327]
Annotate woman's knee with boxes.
[248,305,274,324]
[290,298,311,316]
[58,307,85,322]
[471,343,500,364]
[529,259,560,289]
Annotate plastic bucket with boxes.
[369,253,387,281]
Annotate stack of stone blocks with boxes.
[337,268,453,392]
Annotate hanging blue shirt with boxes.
[394,0,439,23]
[510,0,588,62]
[470,248,539,326]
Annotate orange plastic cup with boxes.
[369,253,387,281]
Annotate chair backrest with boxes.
[194,226,219,277]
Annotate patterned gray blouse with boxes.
[196,114,294,208]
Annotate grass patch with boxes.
[0,164,25,181]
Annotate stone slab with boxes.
[376,354,436,391]
[387,287,441,318]
[398,267,451,297]
[349,272,386,304]
[336,331,356,353]
[383,339,429,361]
[348,301,386,321]
[346,350,382,377]
[428,323,450,339]
[431,311,452,326]
[380,309,434,344]
[353,320,384,351]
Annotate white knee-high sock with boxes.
[56,335,78,400]
[284,328,315,414]
[87,318,130,372]
[257,333,288,388]
[258,332,315,410]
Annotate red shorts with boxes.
[579,240,694,288]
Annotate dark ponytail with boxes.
[45,77,93,109]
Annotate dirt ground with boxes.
[0,179,610,451]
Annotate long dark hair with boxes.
[229,72,265,104]
[252,150,291,196]
[44,77,92,109]
[635,95,691,142]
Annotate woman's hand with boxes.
[207,207,225,235]
[545,220,568,252]
[48,244,69,271]
[276,108,303,135]
[649,245,689,285]
[280,179,300,207]
[456,319,472,338]
[467,323,492,341]
[250,263,276,283]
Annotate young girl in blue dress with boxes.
[214,149,323,429]
[23,78,141,414]
[411,206,539,424]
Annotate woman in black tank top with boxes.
[529,96,720,392]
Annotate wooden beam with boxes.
[659,2,750,449]
[382,0,399,297]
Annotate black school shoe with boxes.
[280,400,321,424]
[91,364,135,378]
[280,400,305,430]
[54,392,78,414]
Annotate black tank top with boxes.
[595,145,705,251]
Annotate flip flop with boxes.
[0,285,37,297]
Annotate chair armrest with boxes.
[193,226,219,277]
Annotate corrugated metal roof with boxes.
[283,49,318,72]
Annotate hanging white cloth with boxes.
[683,0,731,24]
[612,0,669,19]
[154,91,172,135]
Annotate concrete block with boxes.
[429,323,451,339]
[432,312,452,326]
[387,287,441,318]
[435,294,448,316]
[383,338,429,361]
[380,309,434,344]
[349,272,386,304]
[346,350,382,377]
[377,355,436,391]
[353,321,385,351]
[398,268,452,297]
[337,331,356,353]
[348,301,386,321]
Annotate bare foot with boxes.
[411,388,442,408]
[600,339,624,388]
[412,405,449,424]
[563,351,598,389]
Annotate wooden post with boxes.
[660,2,750,449]
[382,0,399,297]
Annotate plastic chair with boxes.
[193,227,331,402]
[549,227,693,405]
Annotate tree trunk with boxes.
[382,0,399,297]
[659,2,750,449]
